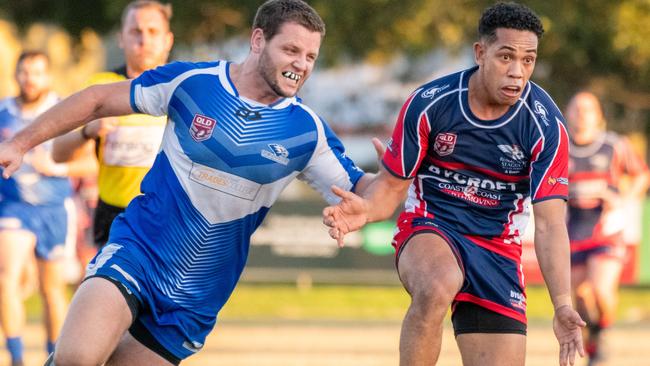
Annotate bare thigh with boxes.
[54,277,133,365]
[457,333,526,366]
[106,331,175,366]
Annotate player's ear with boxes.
[250,28,266,54]
[473,41,485,66]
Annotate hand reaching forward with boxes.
[0,141,25,178]
[322,185,370,248]
[553,305,586,366]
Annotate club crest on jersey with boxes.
[190,114,217,142]
[261,143,289,166]
[533,100,550,125]
[434,133,457,156]
[498,144,526,161]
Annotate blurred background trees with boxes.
[0,0,647,136]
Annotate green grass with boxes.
[25,284,650,324]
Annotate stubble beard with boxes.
[258,49,294,98]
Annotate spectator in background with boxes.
[0,51,96,366]
[566,91,650,366]
[53,0,174,250]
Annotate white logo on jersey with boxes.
[421,84,450,99]
[533,101,550,126]
[261,143,289,165]
[497,144,526,161]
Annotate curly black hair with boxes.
[478,2,544,42]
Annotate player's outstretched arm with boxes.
[533,198,586,366]
[0,81,132,178]
[323,168,410,247]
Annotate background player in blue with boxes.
[0,1,378,365]
[0,51,97,366]
[324,3,585,366]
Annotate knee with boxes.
[408,278,458,316]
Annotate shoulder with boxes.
[135,60,222,88]
[524,82,565,125]
[404,69,465,115]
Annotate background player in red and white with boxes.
[566,91,650,365]
[324,3,585,366]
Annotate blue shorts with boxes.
[393,213,527,325]
[0,200,73,260]
[84,227,217,362]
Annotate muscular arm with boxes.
[533,199,572,309]
[0,81,132,177]
[324,167,411,247]
[533,198,586,366]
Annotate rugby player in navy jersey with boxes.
[324,3,586,366]
[0,1,379,365]
[566,91,650,365]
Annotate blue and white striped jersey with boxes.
[0,93,71,205]
[120,60,363,317]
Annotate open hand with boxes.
[553,305,586,366]
[322,185,369,248]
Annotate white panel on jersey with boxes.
[161,121,299,224]
[295,103,356,204]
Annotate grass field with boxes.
[11,284,650,365]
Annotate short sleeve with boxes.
[298,119,364,204]
[130,61,198,116]
[382,90,431,179]
[530,117,570,202]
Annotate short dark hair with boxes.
[121,0,172,30]
[253,0,325,40]
[16,50,50,69]
[478,2,544,43]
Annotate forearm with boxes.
[10,81,131,155]
[355,170,408,223]
[534,221,572,309]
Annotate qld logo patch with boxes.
[433,133,457,156]
[190,114,217,142]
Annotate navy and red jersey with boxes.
[568,132,649,247]
[383,66,569,257]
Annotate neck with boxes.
[230,58,283,106]
[125,64,144,79]
[467,72,510,120]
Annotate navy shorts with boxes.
[393,213,528,326]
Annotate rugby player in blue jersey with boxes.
[0,52,97,366]
[324,3,586,366]
[0,1,378,365]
